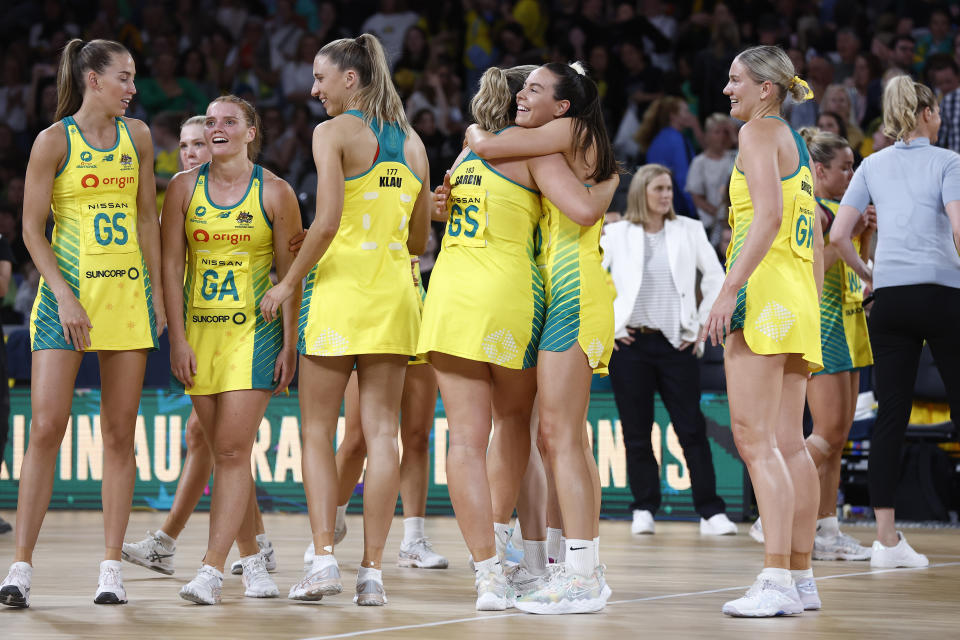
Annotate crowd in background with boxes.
[2,0,960,324]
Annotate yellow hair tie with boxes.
[789,76,814,102]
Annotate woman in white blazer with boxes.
[601,164,736,537]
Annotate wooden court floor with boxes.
[0,511,958,639]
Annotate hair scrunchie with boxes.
[789,75,814,102]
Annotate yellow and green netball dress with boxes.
[299,111,420,357]
[180,163,280,395]
[814,197,872,374]
[31,117,157,351]
[726,115,822,370]
[418,148,545,369]
[536,197,614,375]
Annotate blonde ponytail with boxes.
[469,65,536,132]
[319,33,410,134]
[735,45,810,105]
[882,75,937,141]
[799,127,849,166]
[55,38,130,121]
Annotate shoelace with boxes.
[101,566,122,589]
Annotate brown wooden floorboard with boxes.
[1,511,958,639]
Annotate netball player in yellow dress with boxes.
[1,39,164,608]
[259,34,431,606]
[800,129,874,561]
[123,115,279,579]
[162,96,301,604]
[463,62,619,614]
[702,46,823,617]
[419,65,616,611]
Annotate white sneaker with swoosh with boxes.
[515,566,605,614]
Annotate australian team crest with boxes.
[236,211,254,227]
[120,153,134,170]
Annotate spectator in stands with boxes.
[411,108,456,189]
[393,26,430,99]
[229,17,281,107]
[601,163,735,538]
[915,7,954,69]
[282,32,326,119]
[0,228,12,534]
[266,0,306,71]
[832,27,861,84]
[462,0,502,90]
[691,17,739,123]
[832,76,960,568]
[686,113,736,245]
[178,47,218,104]
[890,34,918,77]
[137,49,210,119]
[817,111,846,138]
[929,54,960,153]
[406,60,463,137]
[821,84,864,150]
[637,96,701,217]
[0,55,29,138]
[361,0,421,69]
[850,52,883,128]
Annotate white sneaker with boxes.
[231,537,278,575]
[505,564,546,597]
[288,555,343,601]
[814,531,871,561]
[122,531,175,575]
[303,542,314,573]
[597,563,612,602]
[870,531,929,568]
[722,575,803,617]
[631,510,655,535]
[179,565,223,605]
[0,561,31,608]
[795,576,821,610]
[398,537,449,569]
[749,519,764,543]
[94,560,127,605]
[700,513,737,535]
[515,566,606,614]
[241,554,279,598]
[475,565,514,611]
[354,573,387,606]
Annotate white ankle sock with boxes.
[402,517,425,545]
[791,568,814,581]
[559,536,566,563]
[494,522,510,557]
[566,539,594,577]
[474,555,500,576]
[156,530,175,548]
[521,540,547,575]
[511,519,523,546]
[593,536,600,567]
[546,527,563,562]
[759,567,793,588]
[357,566,382,583]
[817,516,839,536]
[312,553,337,569]
[256,533,269,546]
[336,504,347,530]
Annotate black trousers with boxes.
[608,331,726,518]
[868,285,960,508]
[0,324,7,465]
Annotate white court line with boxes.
[299,562,960,640]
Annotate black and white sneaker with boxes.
[0,561,31,608]
[122,531,175,575]
[94,560,127,604]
